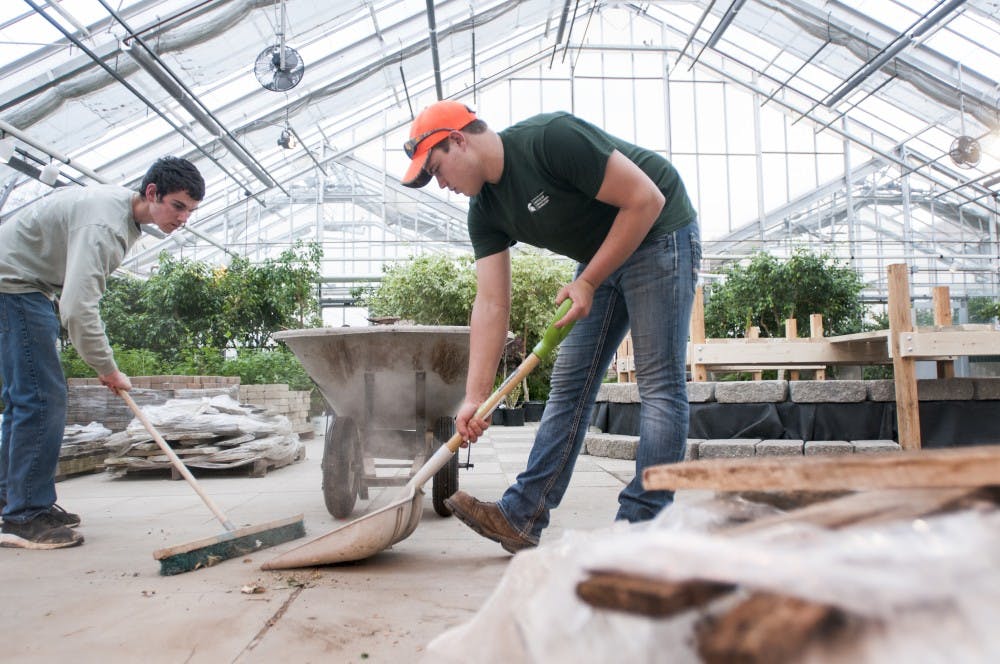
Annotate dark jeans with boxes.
[498,220,701,539]
[0,292,67,523]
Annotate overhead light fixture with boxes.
[277,128,296,149]
[0,136,14,163]
[39,161,60,186]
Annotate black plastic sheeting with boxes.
[591,401,1000,449]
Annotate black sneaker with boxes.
[0,512,84,549]
[48,504,81,528]
[0,501,80,528]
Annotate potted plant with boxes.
[501,378,525,426]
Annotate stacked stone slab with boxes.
[583,377,1000,460]
[238,383,313,437]
[66,376,313,437]
[67,376,240,432]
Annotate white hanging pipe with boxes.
[0,119,106,184]
[279,0,287,71]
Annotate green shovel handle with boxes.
[531,298,576,359]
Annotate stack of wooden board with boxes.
[103,395,306,478]
[574,446,1000,663]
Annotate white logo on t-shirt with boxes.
[527,191,550,213]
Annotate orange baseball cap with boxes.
[401,100,478,188]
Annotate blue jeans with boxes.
[0,292,67,523]
[497,220,701,540]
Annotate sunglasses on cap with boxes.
[403,128,455,159]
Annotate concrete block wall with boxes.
[583,433,901,461]
[238,383,312,435]
[596,377,1000,405]
[584,377,1000,460]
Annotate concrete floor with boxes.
[0,420,635,663]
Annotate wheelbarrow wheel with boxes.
[432,416,460,517]
[322,415,361,519]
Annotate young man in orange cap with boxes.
[401,100,700,554]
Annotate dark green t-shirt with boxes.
[468,112,696,262]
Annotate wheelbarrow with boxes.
[273,325,470,518]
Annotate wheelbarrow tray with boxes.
[273,325,470,429]
[274,325,469,517]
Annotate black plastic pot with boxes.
[523,400,545,422]
[502,407,525,426]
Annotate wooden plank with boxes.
[690,285,708,382]
[724,487,983,534]
[747,326,763,381]
[809,314,826,380]
[576,573,734,618]
[887,263,920,450]
[696,365,825,372]
[696,592,847,664]
[825,329,890,344]
[687,340,889,365]
[576,488,984,620]
[784,319,799,381]
[899,330,1000,358]
[643,445,1000,491]
[933,286,956,379]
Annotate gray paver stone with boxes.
[698,439,759,459]
[852,440,902,454]
[918,378,975,401]
[789,380,866,403]
[683,439,704,461]
[584,433,638,459]
[595,382,640,403]
[714,381,787,403]
[973,378,1000,401]
[686,382,716,403]
[756,439,804,456]
[804,440,854,456]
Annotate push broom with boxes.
[119,390,306,575]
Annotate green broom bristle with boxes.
[155,515,306,576]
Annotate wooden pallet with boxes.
[55,451,110,482]
[104,445,306,480]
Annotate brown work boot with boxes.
[444,491,537,554]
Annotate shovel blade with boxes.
[261,488,424,569]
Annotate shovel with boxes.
[262,299,576,569]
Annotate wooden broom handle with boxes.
[118,390,235,531]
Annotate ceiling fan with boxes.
[253,0,305,92]
[949,94,981,169]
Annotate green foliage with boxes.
[220,243,324,348]
[705,249,868,339]
[100,241,322,360]
[354,251,574,401]
[217,346,313,393]
[170,347,226,376]
[60,345,163,378]
[354,254,477,325]
[60,345,94,379]
[968,296,1000,323]
[509,253,574,401]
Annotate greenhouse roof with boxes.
[1,1,998,308]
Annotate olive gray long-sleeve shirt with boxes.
[0,184,141,376]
